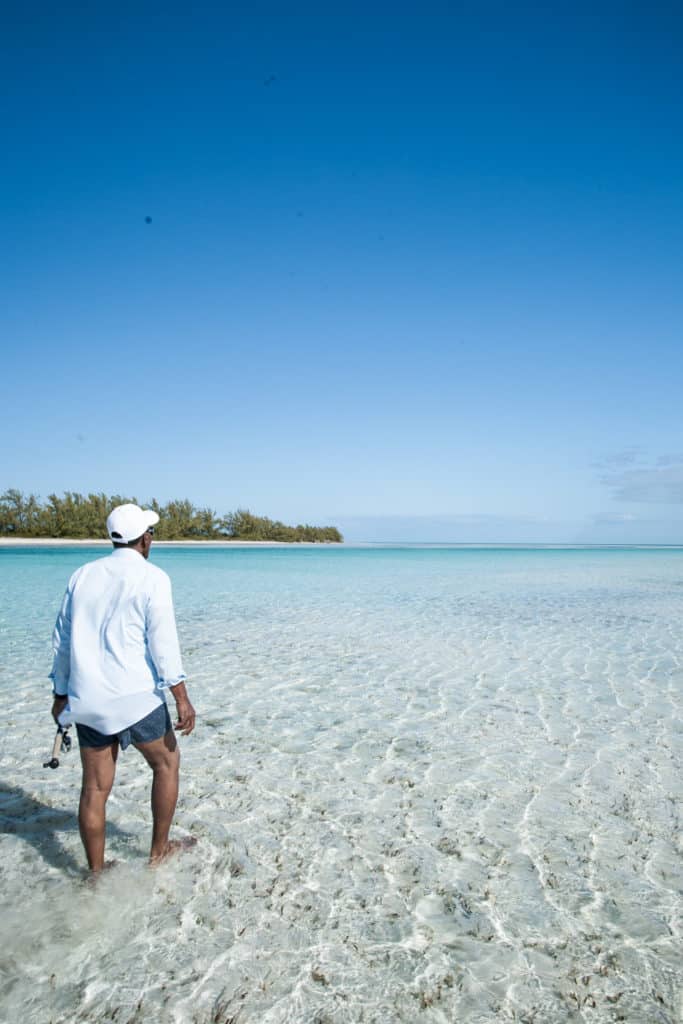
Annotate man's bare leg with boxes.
[79,742,119,872]
[135,730,185,862]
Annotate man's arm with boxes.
[147,573,196,736]
[49,585,72,720]
[52,695,68,724]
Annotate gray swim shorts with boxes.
[76,702,172,751]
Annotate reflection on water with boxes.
[1,546,682,1022]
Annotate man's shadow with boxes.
[0,782,134,875]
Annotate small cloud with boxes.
[592,447,642,470]
[593,512,638,525]
[602,462,683,503]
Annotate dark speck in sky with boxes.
[145,216,152,224]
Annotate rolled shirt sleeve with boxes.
[49,584,73,695]
[146,571,186,689]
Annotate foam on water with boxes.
[1,545,682,1022]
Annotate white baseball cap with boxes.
[106,503,160,543]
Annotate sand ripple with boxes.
[1,546,682,1022]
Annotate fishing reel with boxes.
[43,726,72,769]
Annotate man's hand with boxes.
[52,695,68,724]
[174,698,196,735]
[169,681,196,735]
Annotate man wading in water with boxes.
[50,503,196,872]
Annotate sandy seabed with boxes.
[1,546,682,1023]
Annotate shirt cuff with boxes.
[49,671,68,696]
[156,672,187,691]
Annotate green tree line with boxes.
[0,490,343,543]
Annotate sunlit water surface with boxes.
[1,545,682,1023]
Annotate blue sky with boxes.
[2,3,682,541]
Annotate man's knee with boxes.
[80,777,114,806]
[155,742,180,775]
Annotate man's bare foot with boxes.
[84,859,118,883]
[150,836,197,865]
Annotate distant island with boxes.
[0,489,343,543]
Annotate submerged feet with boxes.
[150,836,197,865]
[84,859,119,884]
[85,841,196,875]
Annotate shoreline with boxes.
[0,537,343,547]
[1,538,682,550]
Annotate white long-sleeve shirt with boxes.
[50,548,186,734]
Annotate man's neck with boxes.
[112,545,145,558]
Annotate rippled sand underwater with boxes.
[2,545,683,1023]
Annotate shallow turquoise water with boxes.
[1,545,682,1023]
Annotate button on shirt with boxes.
[50,548,186,734]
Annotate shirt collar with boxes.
[110,547,146,560]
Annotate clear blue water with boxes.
[1,545,682,1023]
